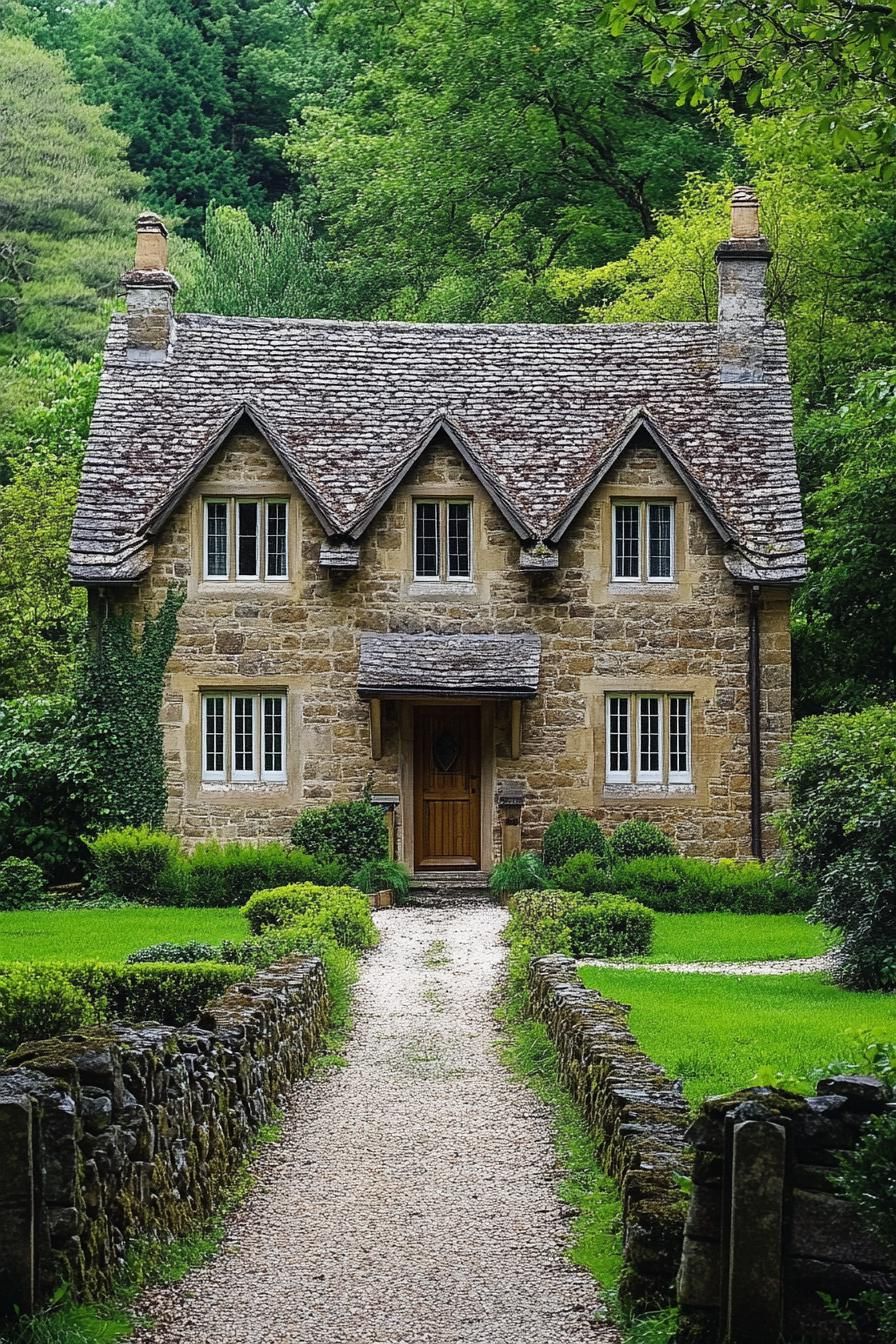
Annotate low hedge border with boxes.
[527,953,691,1311]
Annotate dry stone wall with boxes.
[0,955,328,1315]
[126,426,793,860]
[527,954,691,1309]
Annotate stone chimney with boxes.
[715,187,771,385]
[121,212,178,364]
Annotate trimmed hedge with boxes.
[542,810,608,867]
[242,883,378,951]
[0,856,48,910]
[88,826,184,906]
[0,965,96,1052]
[601,855,812,914]
[565,896,654,958]
[291,799,388,872]
[608,820,677,861]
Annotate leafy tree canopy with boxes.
[0,33,142,358]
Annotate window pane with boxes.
[236,501,259,577]
[205,502,228,577]
[233,696,255,775]
[415,501,439,578]
[670,696,690,778]
[614,504,640,579]
[608,696,630,776]
[266,501,288,578]
[204,696,225,775]
[447,502,471,578]
[639,697,661,775]
[263,696,284,776]
[648,504,672,579]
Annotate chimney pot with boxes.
[730,185,760,240]
[134,211,169,271]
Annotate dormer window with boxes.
[612,500,675,582]
[203,498,288,581]
[414,499,472,581]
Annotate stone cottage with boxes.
[69,190,805,883]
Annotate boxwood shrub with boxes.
[291,799,388,872]
[565,896,654,958]
[242,883,378,950]
[125,941,216,964]
[87,827,186,906]
[542,810,608,867]
[608,819,677,861]
[0,965,96,1053]
[0,856,48,910]
[552,851,612,896]
[603,855,811,914]
[63,961,247,1025]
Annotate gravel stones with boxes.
[135,907,617,1344]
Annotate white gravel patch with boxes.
[579,953,833,975]
[135,906,617,1344]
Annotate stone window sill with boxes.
[607,582,678,597]
[602,783,696,797]
[406,581,478,599]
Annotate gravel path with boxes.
[580,953,833,975]
[135,906,616,1344]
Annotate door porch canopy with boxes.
[357,633,541,701]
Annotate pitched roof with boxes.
[70,314,806,584]
[358,633,541,698]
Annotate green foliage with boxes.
[552,851,613,897]
[0,695,95,878]
[0,34,140,358]
[488,851,549,896]
[0,857,48,911]
[565,896,654,958]
[542,810,608,867]
[125,941,215,965]
[0,964,96,1052]
[185,840,340,908]
[608,820,677,861]
[73,589,185,834]
[241,882,377,950]
[350,857,412,903]
[60,960,246,1025]
[838,1112,896,1250]
[87,827,186,907]
[606,856,811,915]
[779,706,896,989]
[290,798,388,873]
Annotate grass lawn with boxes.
[578,967,896,1105]
[643,912,831,964]
[0,908,247,963]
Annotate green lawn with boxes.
[0,908,247,963]
[643,912,831,964]
[578,967,896,1104]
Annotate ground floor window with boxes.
[605,693,691,785]
[201,691,287,783]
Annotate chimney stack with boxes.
[122,212,178,364]
[715,187,771,385]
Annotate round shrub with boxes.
[509,887,572,928]
[489,852,549,896]
[125,941,216,964]
[0,856,48,910]
[0,966,95,1052]
[565,896,654,958]
[87,826,186,906]
[552,851,611,897]
[542,810,608,867]
[609,820,677,861]
[290,799,388,873]
[242,883,377,950]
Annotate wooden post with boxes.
[369,698,382,760]
[511,699,522,760]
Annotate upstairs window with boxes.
[414,499,472,581]
[202,691,286,784]
[612,500,675,582]
[203,498,289,581]
[605,693,692,785]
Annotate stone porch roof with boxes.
[70,314,806,585]
[358,633,541,699]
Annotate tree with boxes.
[0,34,142,358]
[603,0,896,169]
[285,0,726,321]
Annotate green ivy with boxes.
[73,589,185,833]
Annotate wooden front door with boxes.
[413,705,481,870]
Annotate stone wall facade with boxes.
[528,954,691,1309]
[117,424,793,861]
[679,1081,896,1344]
[0,955,328,1314]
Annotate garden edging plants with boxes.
[527,952,691,1310]
[0,953,329,1315]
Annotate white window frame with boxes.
[413,498,473,582]
[265,500,289,581]
[204,499,230,581]
[647,502,675,584]
[201,691,287,785]
[612,499,676,584]
[604,692,692,787]
[235,500,260,581]
[202,694,227,781]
